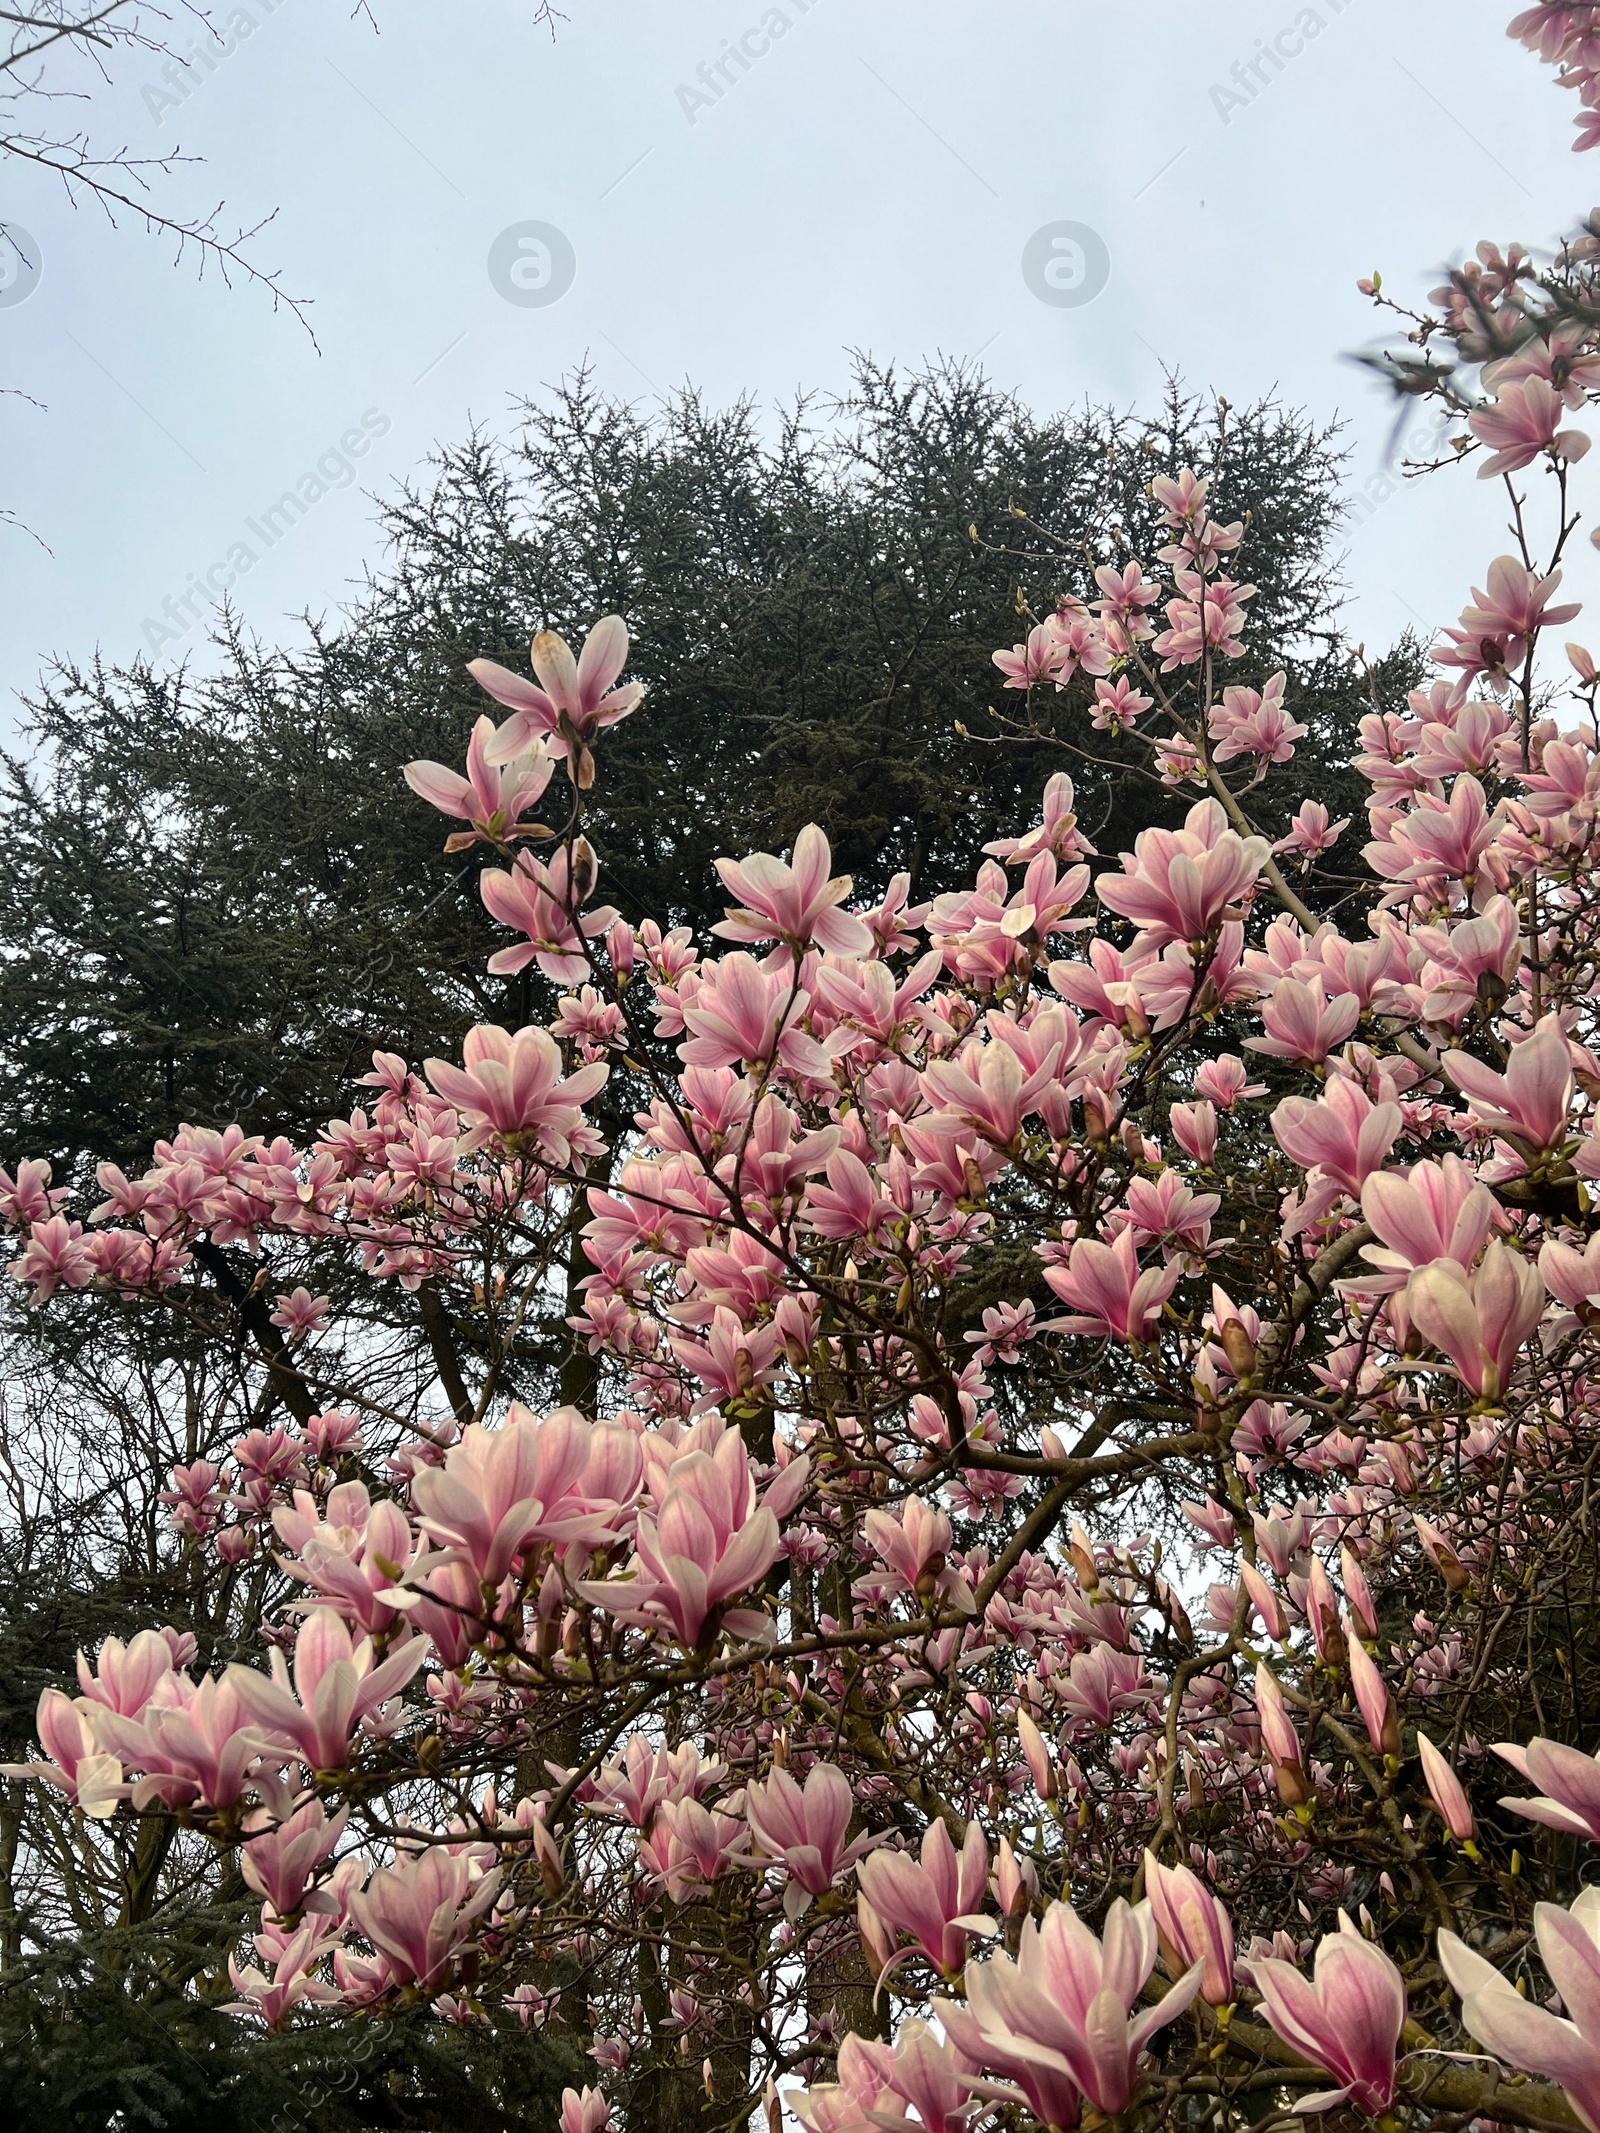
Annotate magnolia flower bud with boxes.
[1220,1319,1257,1380]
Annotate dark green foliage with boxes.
[0,362,1364,1181]
[0,1919,579,2132]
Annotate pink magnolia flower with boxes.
[269,1286,330,1340]
[1060,1644,1151,1726]
[856,1817,992,1980]
[404,714,554,850]
[1093,558,1163,641]
[75,1629,175,1719]
[794,2024,975,2133]
[1444,1014,1575,1157]
[1246,977,1362,1068]
[668,1306,783,1413]
[228,1917,341,2029]
[8,1213,96,1301]
[1250,1917,1406,2114]
[240,1799,349,1918]
[0,1156,64,1224]
[1441,1890,1600,2133]
[640,1797,749,1903]
[1,1688,124,1816]
[561,2089,612,2133]
[743,1761,875,1915]
[470,616,643,783]
[1276,801,1350,861]
[1494,1734,1600,1841]
[965,1297,1039,1365]
[1406,1240,1545,1402]
[1417,1732,1476,1842]
[273,1482,419,1635]
[1412,896,1524,1025]
[922,1036,1064,1150]
[577,1432,807,1648]
[1153,571,1257,669]
[1017,1708,1056,1799]
[1170,1099,1218,1163]
[345,1845,501,1992]
[679,953,841,1080]
[992,623,1070,691]
[1195,1055,1264,1109]
[1356,1156,1498,1300]
[862,1494,954,1601]
[1346,1618,1398,1756]
[1090,675,1152,732]
[1271,1078,1402,1198]
[480,843,619,986]
[1043,598,1115,683]
[1366,774,1505,894]
[1541,1232,1600,1317]
[938,1894,1202,2117]
[409,1404,639,1588]
[1241,1561,1288,1641]
[1435,556,1581,686]
[582,1734,725,1831]
[985,776,1100,865]
[802,1148,896,1243]
[1208,673,1306,768]
[425,1024,607,1159]
[1110,1171,1219,1261]
[1255,1663,1308,1803]
[1043,1228,1180,1343]
[1096,800,1270,949]
[713,824,872,957]
[225,1610,428,1774]
[92,1672,264,1811]
[1469,375,1591,477]
[859,870,930,954]
[1143,1851,1235,2006]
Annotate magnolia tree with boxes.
[15,8,1600,2132]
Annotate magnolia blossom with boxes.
[1469,374,1591,476]
[577,1430,808,1648]
[470,615,643,782]
[1445,1014,1575,1156]
[937,1896,1202,2118]
[424,1023,607,1157]
[1495,1734,1600,1841]
[743,1762,875,1915]
[408,1404,639,1589]
[1435,555,1581,684]
[1250,1917,1407,2114]
[713,824,872,958]
[345,1845,501,1994]
[1096,800,1270,949]
[1442,1891,1600,2133]
[226,1611,427,1774]
[857,1818,992,1980]
[1405,1240,1545,1403]
[1042,1228,1180,1343]
[479,841,618,985]
[1276,799,1350,860]
[1209,673,1306,768]
[1417,1732,1476,1841]
[1143,1852,1235,2005]
[404,714,554,849]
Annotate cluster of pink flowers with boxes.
[13,15,1600,2130]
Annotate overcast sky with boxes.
[0,0,1590,729]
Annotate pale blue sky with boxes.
[0,0,1589,721]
